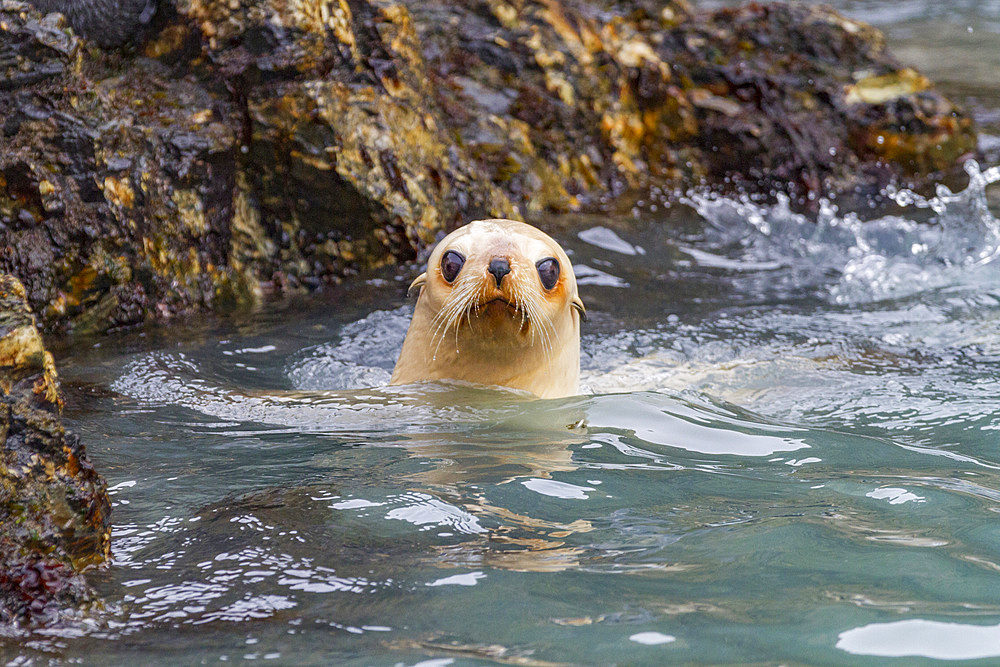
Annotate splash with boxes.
[111,349,555,435]
[285,307,407,390]
[683,160,1000,304]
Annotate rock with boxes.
[0,274,111,623]
[26,0,159,47]
[0,0,978,333]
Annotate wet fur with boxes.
[391,219,585,399]
[428,261,556,361]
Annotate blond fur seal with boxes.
[390,219,586,399]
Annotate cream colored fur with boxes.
[390,219,585,399]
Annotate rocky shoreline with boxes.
[0,0,981,622]
[2,0,977,335]
[0,276,111,624]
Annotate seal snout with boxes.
[487,257,511,288]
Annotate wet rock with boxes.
[2,1,247,333]
[0,0,978,332]
[0,275,111,623]
[26,0,159,47]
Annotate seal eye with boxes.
[440,250,465,283]
[536,257,560,290]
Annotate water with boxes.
[2,156,996,664]
[8,5,1000,665]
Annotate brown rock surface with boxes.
[0,274,111,623]
[1,0,977,332]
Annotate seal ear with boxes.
[407,272,427,298]
[571,296,587,322]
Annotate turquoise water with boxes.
[4,159,999,664]
[6,2,1000,662]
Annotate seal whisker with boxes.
[510,282,526,327]
[469,280,486,327]
[513,279,528,329]
[518,280,543,351]
[447,278,487,351]
[530,285,555,361]
[435,278,479,352]
[517,280,529,332]
[513,275,532,337]
[391,218,583,399]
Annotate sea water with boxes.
[8,0,1000,662]
[1,157,995,664]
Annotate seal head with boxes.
[390,219,585,399]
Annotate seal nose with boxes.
[487,257,511,288]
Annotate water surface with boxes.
[7,3,1000,664]
[2,157,994,664]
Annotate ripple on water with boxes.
[51,161,1000,663]
[683,160,1000,304]
[285,307,407,390]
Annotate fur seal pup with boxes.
[390,219,586,399]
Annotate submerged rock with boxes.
[0,275,111,623]
[1,0,977,332]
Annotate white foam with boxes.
[578,226,646,255]
[866,487,926,505]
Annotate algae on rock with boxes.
[0,275,111,623]
[2,0,978,333]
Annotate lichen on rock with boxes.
[0,275,112,624]
[1,0,979,333]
